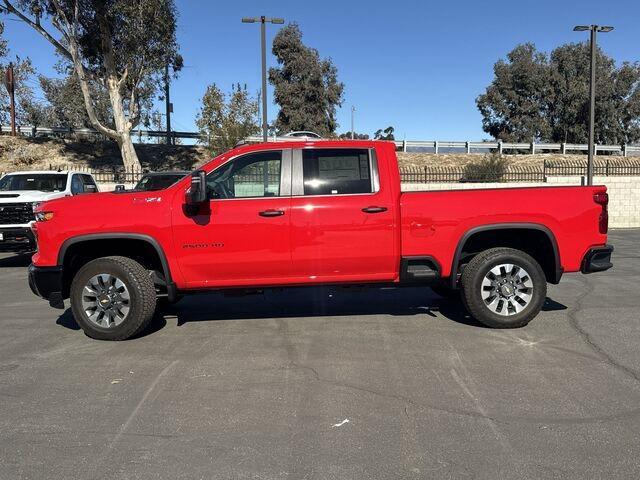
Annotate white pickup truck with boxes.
[0,170,98,253]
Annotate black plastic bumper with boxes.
[28,264,65,308]
[0,227,36,253]
[581,245,614,274]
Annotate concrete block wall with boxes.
[401,176,640,228]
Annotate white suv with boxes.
[0,170,98,253]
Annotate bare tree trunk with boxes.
[107,77,140,172]
[116,131,138,173]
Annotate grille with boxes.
[0,203,34,225]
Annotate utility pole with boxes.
[351,106,355,139]
[242,16,284,142]
[4,62,16,136]
[573,24,614,185]
[164,63,173,145]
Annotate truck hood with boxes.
[40,190,167,209]
[0,191,67,204]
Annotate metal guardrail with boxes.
[393,139,640,156]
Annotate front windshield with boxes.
[134,174,186,191]
[0,174,67,192]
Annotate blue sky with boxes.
[3,0,639,140]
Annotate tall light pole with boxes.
[242,16,284,142]
[573,24,614,185]
[164,62,173,145]
[351,106,355,139]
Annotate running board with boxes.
[400,256,441,284]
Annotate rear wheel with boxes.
[460,247,546,328]
[70,256,157,340]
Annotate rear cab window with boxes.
[71,174,98,194]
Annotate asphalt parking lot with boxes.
[1,229,639,479]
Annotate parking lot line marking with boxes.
[92,360,178,476]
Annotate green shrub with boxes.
[462,151,509,182]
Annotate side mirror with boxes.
[114,184,126,192]
[186,170,207,205]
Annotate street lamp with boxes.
[573,24,614,185]
[242,16,285,142]
[351,106,356,139]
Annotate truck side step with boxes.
[400,256,440,284]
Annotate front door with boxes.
[289,147,396,283]
[172,149,292,288]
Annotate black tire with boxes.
[460,247,546,328]
[70,256,157,340]
[430,283,459,299]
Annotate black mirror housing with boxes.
[186,170,207,205]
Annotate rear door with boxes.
[289,147,396,282]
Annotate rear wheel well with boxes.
[453,227,559,286]
[60,238,166,297]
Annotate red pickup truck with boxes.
[29,140,613,340]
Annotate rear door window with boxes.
[301,149,373,195]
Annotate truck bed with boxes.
[400,185,608,278]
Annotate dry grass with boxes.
[0,135,211,173]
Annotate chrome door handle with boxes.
[259,209,285,217]
[362,206,387,214]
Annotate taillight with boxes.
[594,192,609,234]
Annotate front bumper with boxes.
[581,245,614,274]
[0,227,36,253]
[28,264,65,308]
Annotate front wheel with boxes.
[70,256,157,340]
[460,247,546,328]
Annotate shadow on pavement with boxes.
[0,253,32,268]
[55,308,168,338]
[54,286,568,338]
[166,287,567,332]
[56,310,81,331]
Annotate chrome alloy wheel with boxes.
[81,274,131,328]
[480,264,533,316]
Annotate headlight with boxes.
[31,202,41,210]
[35,211,54,222]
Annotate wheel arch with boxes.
[58,233,175,299]
[449,223,562,288]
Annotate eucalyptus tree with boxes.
[2,0,181,170]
